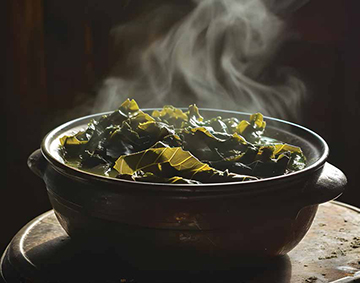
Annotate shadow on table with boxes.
[7,234,292,283]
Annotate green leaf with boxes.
[152,105,188,128]
[235,113,266,143]
[118,98,141,115]
[60,133,88,146]
[250,113,266,130]
[182,127,248,161]
[137,121,175,140]
[152,105,188,120]
[186,104,204,127]
[113,147,257,183]
[259,143,302,159]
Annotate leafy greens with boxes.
[59,99,306,184]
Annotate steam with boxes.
[94,0,306,121]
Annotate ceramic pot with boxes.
[28,109,346,269]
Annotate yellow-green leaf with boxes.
[259,143,302,159]
[119,98,140,113]
[114,147,256,183]
[114,147,209,175]
[236,120,250,134]
[250,113,266,130]
[59,134,88,146]
[152,105,188,121]
[186,104,203,122]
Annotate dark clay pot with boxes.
[28,109,346,270]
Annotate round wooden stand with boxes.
[1,201,359,283]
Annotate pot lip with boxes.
[41,108,329,193]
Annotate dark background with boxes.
[2,0,360,255]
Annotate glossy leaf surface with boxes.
[59,99,306,183]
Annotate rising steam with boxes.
[94,0,306,121]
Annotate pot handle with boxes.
[27,149,47,179]
[304,162,347,205]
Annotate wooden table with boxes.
[1,201,360,283]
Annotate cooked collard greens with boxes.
[59,99,306,184]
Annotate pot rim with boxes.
[41,108,329,193]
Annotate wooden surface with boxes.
[1,201,359,283]
[289,202,360,283]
